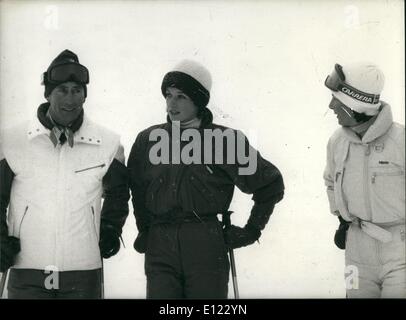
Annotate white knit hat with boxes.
[172,60,212,91]
[332,63,385,116]
[161,60,212,108]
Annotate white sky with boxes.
[0,0,404,298]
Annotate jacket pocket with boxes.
[65,203,101,268]
[371,170,403,183]
[370,168,405,222]
[71,161,106,211]
[16,206,29,238]
[75,163,106,173]
[8,204,29,238]
[333,168,351,220]
[90,205,99,240]
[74,162,106,186]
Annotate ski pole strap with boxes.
[222,211,233,228]
[221,210,239,299]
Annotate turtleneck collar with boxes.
[351,114,378,138]
[166,108,214,128]
[340,102,394,144]
[180,117,202,129]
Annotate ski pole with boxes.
[222,211,239,299]
[228,245,239,299]
[0,269,9,298]
[100,260,105,299]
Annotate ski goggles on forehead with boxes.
[325,63,380,104]
[42,63,89,85]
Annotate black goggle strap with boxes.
[335,63,346,81]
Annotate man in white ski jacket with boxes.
[0,50,129,298]
[323,62,405,298]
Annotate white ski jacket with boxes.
[324,102,405,226]
[2,115,122,271]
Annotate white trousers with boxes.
[345,223,406,298]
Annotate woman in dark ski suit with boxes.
[128,60,284,299]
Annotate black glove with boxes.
[133,231,149,254]
[223,224,261,249]
[334,216,351,250]
[0,236,20,272]
[99,225,121,259]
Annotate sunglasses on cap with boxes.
[42,62,89,85]
[324,64,380,104]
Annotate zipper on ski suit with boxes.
[363,145,373,221]
[363,145,382,262]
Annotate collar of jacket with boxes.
[26,114,103,146]
[340,101,393,144]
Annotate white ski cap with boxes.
[333,62,385,116]
[172,59,212,92]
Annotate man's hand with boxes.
[0,236,20,272]
[223,224,261,249]
[334,216,351,250]
[133,231,149,254]
[99,225,120,259]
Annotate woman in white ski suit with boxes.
[324,62,405,298]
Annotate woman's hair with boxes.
[198,107,213,126]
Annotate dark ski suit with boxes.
[128,111,284,299]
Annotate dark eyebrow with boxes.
[166,88,186,95]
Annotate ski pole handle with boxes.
[221,211,239,299]
[222,211,233,228]
[0,269,9,298]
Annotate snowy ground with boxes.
[0,0,404,298]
